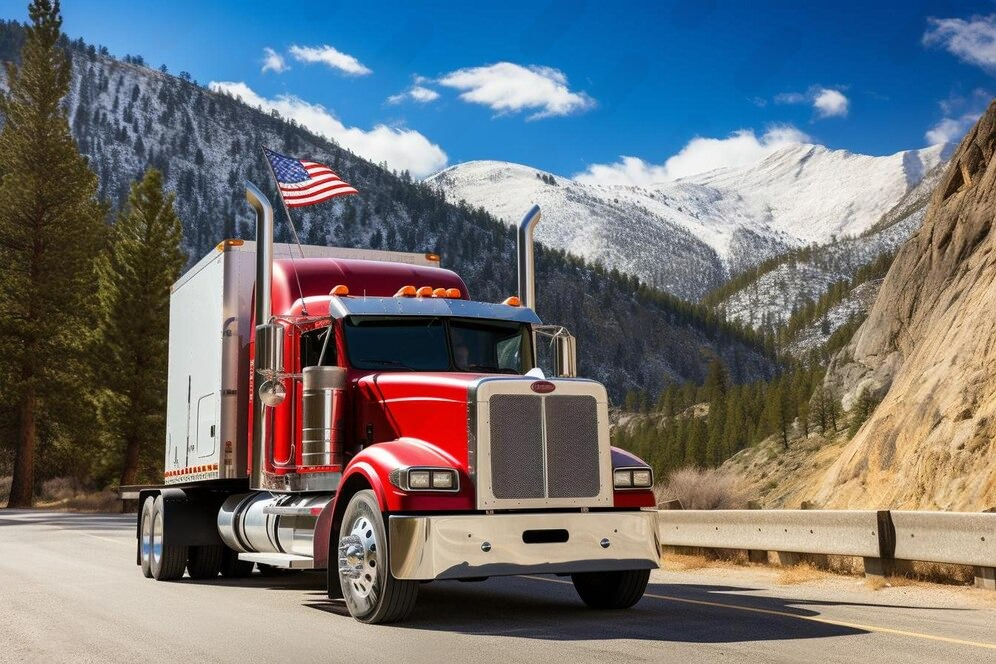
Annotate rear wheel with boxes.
[150,495,188,581]
[187,545,224,579]
[571,569,650,609]
[336,490,418,624]
[139,497,154,578]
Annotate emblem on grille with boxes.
[530,380,556,394]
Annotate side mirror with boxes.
[553,332,577,378]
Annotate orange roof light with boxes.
[502,296,521,307]
[425,252,441,262]
[432,287,448,298]
[330,284,350,296]
[215,239,245,252]
[445,288,462,299]
[415,286,433,297]
[395,285,417,297]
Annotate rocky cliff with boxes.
[815,101,996,510]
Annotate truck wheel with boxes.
[571,569,650,609]
[139,497,155,578]
[220,548,254,578]
[150,495,188,581]
[336,490,418,624]
[187,545,224,579]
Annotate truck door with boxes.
[195,392,218,459]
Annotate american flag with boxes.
[263,148,358,208]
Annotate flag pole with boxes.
[262,146,310,316]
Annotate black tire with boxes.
[139,497,155,578]
[187,545,224,579]
[571,569,650,609]
[150,495,188,581]
[220,548,255,578]
[336,490,418,624]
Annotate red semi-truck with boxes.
[134,182,660,623]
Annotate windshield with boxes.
[344,316,530,373]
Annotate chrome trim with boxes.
[389,511,660,580]
[517,205,541,311]
[246,182,274,491]
[328,296,541,324]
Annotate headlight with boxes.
[613,467,653,489]
[390,467,460,492]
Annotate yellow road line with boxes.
[524,576,996,651]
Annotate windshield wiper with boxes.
[359,358,416,371]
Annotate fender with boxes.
[313,438,475,569]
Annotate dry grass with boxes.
[655,467,750,510]
[661,552,748,572]
[778,563,831,585]
[0,475,120,512]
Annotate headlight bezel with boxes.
[613,466,654,490]
[389,466,461,493]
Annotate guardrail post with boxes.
[746,502,768,563]
[976,567,996,590]
[863,510,897,579]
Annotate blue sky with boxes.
[2,0,994,179]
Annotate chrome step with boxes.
[238,552,315,569]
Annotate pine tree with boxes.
[96,168,185,487]
[0,0,106,507]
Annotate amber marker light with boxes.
[395,285,417,297]
[215,239,245,252]
[330,284,350,296]
[416,286,433,297]
[445,288,461,298]
[432,287,448,298]
[502,296,521,306]
[425,252,441,262]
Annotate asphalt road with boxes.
[1,510,995,663]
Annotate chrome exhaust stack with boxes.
[517,204,541,311]
[246,181,276,490]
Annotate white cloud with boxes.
[776,86,849,118]
[925,89,991,145]
[573,125,811,185]
[437,62,594,120]
[261,47,289,74]
[288,44,372,76]
[924,14,996,72]
[387,84,440,105]
[812,88,849,118]
[209,81,447,178]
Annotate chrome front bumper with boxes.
[388,510,660,580]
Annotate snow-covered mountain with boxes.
[427,144,949,300]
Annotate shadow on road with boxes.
[298,577,967,643]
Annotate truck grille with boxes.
[487,393,600,502]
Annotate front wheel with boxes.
[571,569,650,609]
[335,490,418,624]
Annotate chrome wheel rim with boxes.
[152,510,164,565]
[338,515,380,601]
[141,507,153,564]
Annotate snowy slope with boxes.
[427,144,947,300]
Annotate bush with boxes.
[655,467,749,509]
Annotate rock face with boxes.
[819,101,996,510]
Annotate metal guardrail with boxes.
[656,509,996,590]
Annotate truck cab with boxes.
[137,185,660,624]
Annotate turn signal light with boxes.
[416,286,433,297]
[330,284,349,296]
[395,285,417,297]
[502,296,521,307]
[445,288,461,299]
